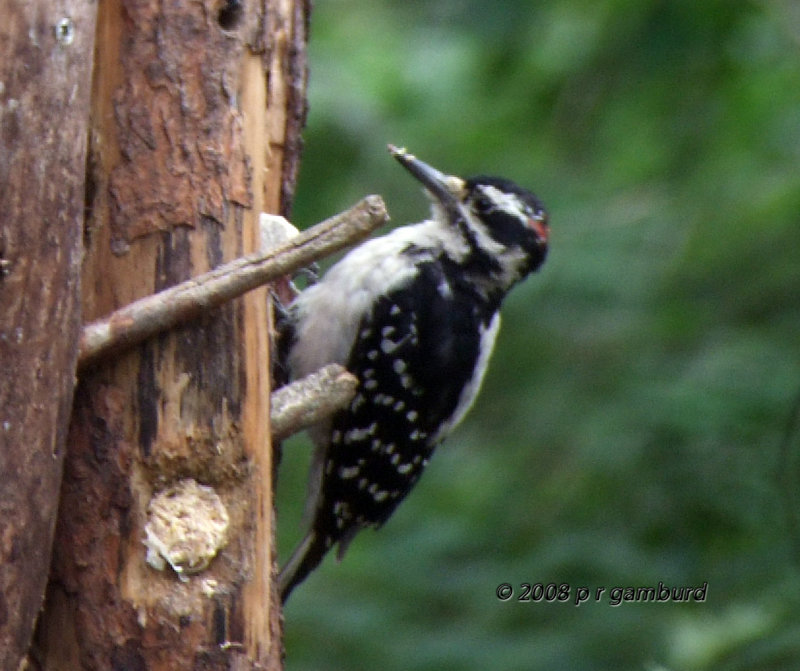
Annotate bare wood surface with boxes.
[0,1,99,667]
[33,0,310,668]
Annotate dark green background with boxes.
[276,1,800,668]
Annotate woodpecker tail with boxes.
[278,522,364,602]
[278,531,328,603]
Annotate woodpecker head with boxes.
[388,145,549,291]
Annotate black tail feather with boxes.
[278,531,329,603]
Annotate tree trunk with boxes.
[0,1,98,668]
[31,0,308,668]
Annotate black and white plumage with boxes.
[278,146,549,602]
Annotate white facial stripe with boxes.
[454,203,530,291]
[478,185,529,219]
[459,212,507,256]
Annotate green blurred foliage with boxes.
[276,1,800,668]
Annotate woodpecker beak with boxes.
[388,145,465,209]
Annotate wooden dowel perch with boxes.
[78,195,389,370]
[270,364,359,442]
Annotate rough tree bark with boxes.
[0,1,99,668]
[30,0,309,669]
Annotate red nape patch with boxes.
[528,217,549,242]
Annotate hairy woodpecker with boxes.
[279,146,549,602]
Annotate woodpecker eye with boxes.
[473,195,494,213]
